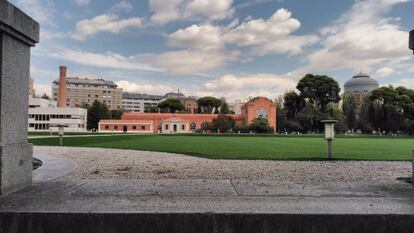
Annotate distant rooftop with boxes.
[53,77,118,88]
[123,92,164,100]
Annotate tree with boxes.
[250,117,273,133]
[234,123,250,133]
[276,101,287,132]
[283,91,305,120]
[297,74,341,112]
[211,115,236,133]
[342,93,357,131]
[110,109,125,120]
[157,98,185,113]
[219,99,231,114]
[41,93,50,100]
[144,105,159,113]
[297,103,324,133]
[197,97,221,114]
[87,100,110,130]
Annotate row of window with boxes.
[104,125,147,130]
[29,123,85,130]
[29,114,85,121]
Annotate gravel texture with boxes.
[34,146,412,184]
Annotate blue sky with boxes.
[10,0,414,101]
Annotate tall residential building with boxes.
[122,92,164,113]
[52,66,123,110]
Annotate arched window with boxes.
[256,108,268,118]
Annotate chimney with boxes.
[57,66,67,107]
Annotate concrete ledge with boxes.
[0,179,413,232]
[0,1,39,45]
[0,212,413,233]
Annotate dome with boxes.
[344,73,379,94]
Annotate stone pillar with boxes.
[0,1,39,194]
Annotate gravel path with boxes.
[34,146,411,184]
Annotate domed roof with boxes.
[344,72,379,87]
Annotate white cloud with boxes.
[43,47,162,72]
[198,73,297,101]
[149,0,234,25]
[185,0,234,20]
[305,0,410,72]
[392,78,414,89]
[168,9,318,56]
[33,84,52,97]
[168,24,224,50]
[117,73,298,101]
[72,15,142,41]
[75,0,90,7]
[116,81,182,94]
[14,0,53,25]
[145,50,240,75]
[375,67,396,78]
[108,1,134,13]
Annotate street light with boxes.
[410,30,414,54]
[321,120,337,160]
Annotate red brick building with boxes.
[99,97,276,133]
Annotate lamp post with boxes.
[58,124,65,146]
[409,30,414,54]
[321,120,337,160]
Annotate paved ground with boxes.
[34,146,412,185]
[0,179,413,214]
[33,154,77,181]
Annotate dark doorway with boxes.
[173,124,177,132]
[123,125,128,133]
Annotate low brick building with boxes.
[99,97,276,133]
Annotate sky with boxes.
[10,0,414,101]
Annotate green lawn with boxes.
[28,134,414,161]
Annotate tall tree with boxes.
[342,93,357,131]
[297,74,341,112]
[276,101,287,132]
[157,98,185,113]
[87,100,110,130]
[197,97,222,114]
[211,115,236,133]
[283,91,305,120]
[219,99,231,114]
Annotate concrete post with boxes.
[0,1,39,194]
[327,139,333,160]
[412,150,413,186]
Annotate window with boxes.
[182,125,185,130]
[141,125,145,130]
[105,125,109,130]
[165,124,169,130]
[114,125,118,130]
[132,125,137,130]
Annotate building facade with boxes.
[99,97,276,133]
[122,92,164,113]
[28,97,87,132]
[344,73,379,105]
[52,66,123,110]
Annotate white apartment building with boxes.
[28,97,87,132]
[122,92,164,113]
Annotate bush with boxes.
[250,117,274,133]
[234,123,250,133]
[211,115,236,133]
